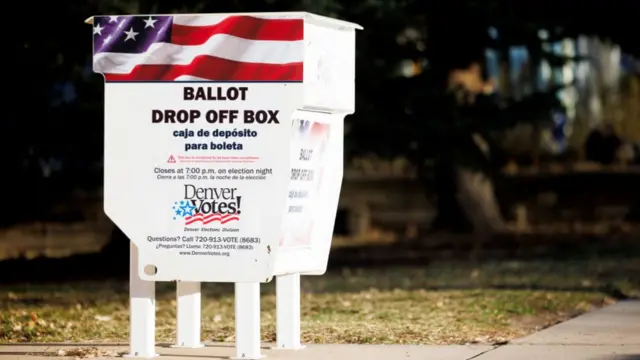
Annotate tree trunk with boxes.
[430,163,506,234]
[429,129,507,234]
[454,166,506,233]
[430,160,473,233]
[626,200,640,223]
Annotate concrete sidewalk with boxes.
[1,301,638,360]
[473,300,640,360]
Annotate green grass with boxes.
[1,258,638,345]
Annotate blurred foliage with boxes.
[4,0,639,227]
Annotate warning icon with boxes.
[167,155,176,163]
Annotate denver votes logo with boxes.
[172,185,241,226]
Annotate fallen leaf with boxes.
[53,347,123,359]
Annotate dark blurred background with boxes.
[2,0,640,281]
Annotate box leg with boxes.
[232,282,263,359]
[275,274,304,350]
[173,281,204,348]
[125,241,158,358]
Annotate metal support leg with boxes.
[232,282,263,359]
[125,241,157,358]
[275,274,304,350]
[173,281,204,348]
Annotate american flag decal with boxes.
[185,213,239,225]
[92,15,304,82]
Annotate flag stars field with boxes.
[93,23,103,36]
[124,28,139,42]
[90,14,305,81]
[143,17,157,28]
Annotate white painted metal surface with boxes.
[92,11,361,359]
[126,242,158,358]
[174,282,204,348]
[275,274,304,350]
[233,283,264,359]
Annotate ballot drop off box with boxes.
[86,11,361,360]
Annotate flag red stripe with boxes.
[103,55,303,81]
[187,213,235,220]
[185,216,240,225]
[171,16,303,45]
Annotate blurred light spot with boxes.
[538,29,549,40]
[488,27,498,40]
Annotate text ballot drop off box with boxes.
[87,12,361,359]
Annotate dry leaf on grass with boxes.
[1,259,637,345]
[55,347,124,358]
